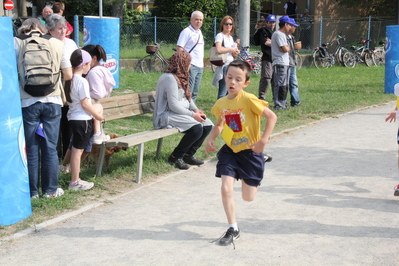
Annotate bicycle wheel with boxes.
[140,55,164,74]
[313,49,331,69]
[342,51,356,68]
[337,47,349,65]
[295,52,303,69]
[374,49,385,66]
[364,50,376,66]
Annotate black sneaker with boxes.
[168,155,189,170]
[218,227,240,246]
[183,155,204,165]
[264,154,272,163]
[394,185,399,196]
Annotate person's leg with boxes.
[258,60,269,100]
[70,147,84,183]
[221,175,236,224]
[58,105,71,159]
[39,103,62,195]
[171,124,203,159]
[289,66,300,106]
[92,103,103,135]
[273,65,289,109]
[22,103,42,197]
[92,103,109,144]
[217,66,228,99]
[218,175,240,246]
[185,125,212,157]
[241,181,259,202]
[189,65,204,102]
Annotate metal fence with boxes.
[73,15,395,54]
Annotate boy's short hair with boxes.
[226,60,252,81]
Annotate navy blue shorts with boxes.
[216,144,265,187]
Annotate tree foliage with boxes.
[152,0,227,18]
[335,0,395,16]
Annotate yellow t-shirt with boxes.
[211,91,269,153]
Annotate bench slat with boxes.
[95,91,180,183]
[102,128,179,148]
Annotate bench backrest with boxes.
[98,91,156,121]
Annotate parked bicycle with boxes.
[138,41,169,74]
[295,52,303,69]
[313,35,352,69]
[236,46,262,74]
[345,39,376,67]
[373,41,386,66]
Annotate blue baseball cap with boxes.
[279,15,290,24]
[289,18,299,27]
[266,15,276,22]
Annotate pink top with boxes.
[85,65,116,100]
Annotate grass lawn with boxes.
[0,65,393,238]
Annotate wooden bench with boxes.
[95,91,179,183]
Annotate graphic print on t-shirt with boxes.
[225,114,242,132]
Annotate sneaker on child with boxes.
[218,227,240,246]
[69,179,94,191]
[43,188,64,198]
[394,185,399,196]
[93,133,110,145]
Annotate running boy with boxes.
[205,60,277,246]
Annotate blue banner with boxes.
[83,16,120,88]
[0,17,32,226]
[384,25,399,94]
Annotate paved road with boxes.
[1,103,399,265]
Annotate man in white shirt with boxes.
[176,11,205,102]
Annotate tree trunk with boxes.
[18,0,28,16]
[111,0,125,18]
[225,0,240,32]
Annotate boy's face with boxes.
[225,66,250,99]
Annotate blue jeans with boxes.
[288,66,300,106]
[217,65,228,99]
[189,65,204,102]
[22,102,61,196]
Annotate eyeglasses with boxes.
[224,23,233,26]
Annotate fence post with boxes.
[214,17,217,38]
[318,16,323,46]
[154,16,157,44]
[367,16,371,48]
[74,15,79,47]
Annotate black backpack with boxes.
[16,32,61,97]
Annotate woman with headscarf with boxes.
[153,50,214,170]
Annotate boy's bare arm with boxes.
[249,107,277,153]
[206,119,224,154]
[386,107,397,123]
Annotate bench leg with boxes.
[136,143,144,183]
[156,138,163,157]
[95,143,107,177]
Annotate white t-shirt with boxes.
[214,32,235,63]
[177,25,204,68]
[271,30,290,66]
[62,38,78,69]
[67,74,92,121]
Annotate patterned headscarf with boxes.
[165,49,192,101]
